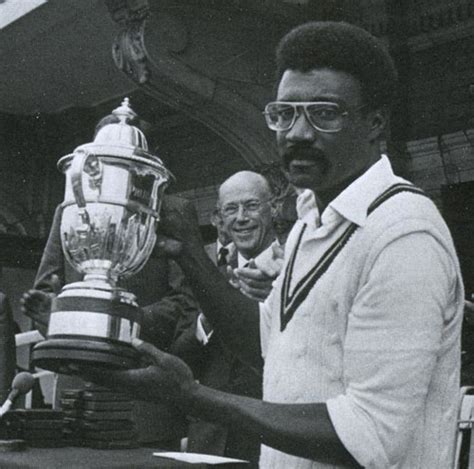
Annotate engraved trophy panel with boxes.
[60,157,165,281]
[32,99,172,374]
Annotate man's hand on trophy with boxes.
[20,274,61,337]
[155,235,184,258]
[77,338,198,408]
[155,195,204,257]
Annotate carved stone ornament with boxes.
[106,0,151,85]
[112,20,150,85]
[105,0,149,25]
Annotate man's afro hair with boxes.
[276,21,398,110]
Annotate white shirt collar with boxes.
[330,155,395,227]
[237,251,250,268]
[216,239,227,252]
[296,155,396,228]
[237,242,277,268]
[296,189,321,228]
[217,239,234,253]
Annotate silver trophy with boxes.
[32,98,172,373]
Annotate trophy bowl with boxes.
[32,98,173,374]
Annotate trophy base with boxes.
[31,283,143,375]
[32,338,141,375]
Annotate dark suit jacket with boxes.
[33,205,200,442]
[203,241,218,266]
[171,246,262,468]
[0,292,16,403]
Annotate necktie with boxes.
[217,246,229,267]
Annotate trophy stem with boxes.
[83,272,116,287]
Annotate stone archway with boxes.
[106,0,281,168]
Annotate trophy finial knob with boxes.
[112,97,137,124]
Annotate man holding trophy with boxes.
[74,21,463,469]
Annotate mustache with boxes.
[282,146,326,168]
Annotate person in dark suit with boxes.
[203,208,234,267]
[172,171,276,468]
[0,291,16,404]
[462,299,474,384]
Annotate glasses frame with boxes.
[262,101,366,133]
[219,199,271,219]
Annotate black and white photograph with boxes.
[0,1,473,467]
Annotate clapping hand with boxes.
[228,243,284,302]
[20,274,61,336]
[465,299,474,326]
[229,259,277,302]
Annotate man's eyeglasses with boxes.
[262,101,365,133]
[220,200,269,218]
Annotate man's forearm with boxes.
[176,243,262,369]
[33,206,64,293]
[185,384,361,467]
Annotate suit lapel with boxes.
[204,242,218,265]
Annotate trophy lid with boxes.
[94,97,145,149]
[58,98,173,180]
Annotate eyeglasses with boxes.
[262,101,365,133]
[220,200,269,218]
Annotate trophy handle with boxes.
[70,150,102,228]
